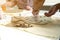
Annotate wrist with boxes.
[32,9,39,15]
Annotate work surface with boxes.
[0,16,60,40]
[0,13,60,40]
[5,15,60,39]
[0,6,60,40]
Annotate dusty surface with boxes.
[4,16,60,39]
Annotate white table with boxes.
[0,25,56,40]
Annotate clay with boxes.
[11,16,33,28]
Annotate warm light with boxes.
[1,5,6,11]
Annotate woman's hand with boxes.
[6,1,16,7]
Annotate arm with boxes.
[44,3,60,17]
[6,1,17,7]
[32,0,45,17]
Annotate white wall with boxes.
[45,0,60,3]
[0,0,6,5]
[44,0,60,5]
[0,0,60,5]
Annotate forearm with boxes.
[32,0,45,16]
[44,3,60,17]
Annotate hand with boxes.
[25,6,32,10]
[32,10,39,17]
[44,12,51,17]
[6,2,16,7]
[31,9,39,21]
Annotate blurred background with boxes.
[0,0,60,40]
